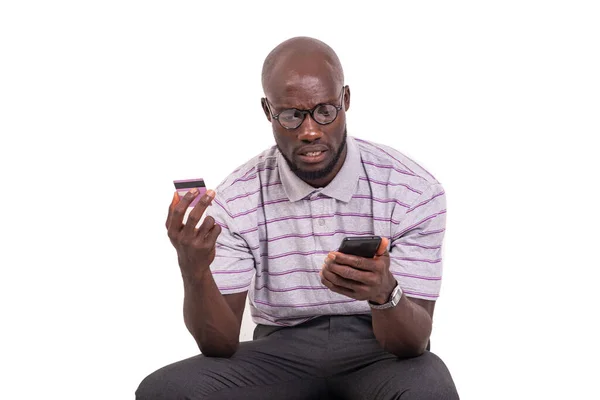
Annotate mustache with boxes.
[280,129,347,182]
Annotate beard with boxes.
[279,128,347,183]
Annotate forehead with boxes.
[267,73,340,109]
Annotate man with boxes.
[137,37,459,399]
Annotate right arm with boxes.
[166,188,248,357]
[182,275,247,357]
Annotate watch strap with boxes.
[369,283,402,310]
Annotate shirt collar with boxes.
[278,136,361,203]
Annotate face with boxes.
[262,75,351,187]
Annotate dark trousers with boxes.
[136,315,459,399]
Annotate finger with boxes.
[182,189,216,236]
[326,261,375,286]
[196,216,215,237]
[203,222,222,246]
[169,188,200,231]
[321,267,364,292]
[330,252,376,272]
[375,237,390,257]
[165,191,180,229]
[320,270,356,298]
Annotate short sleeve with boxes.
[204,192,256,294]
[389,183,447,300]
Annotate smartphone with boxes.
[173,178,207,208]
[338,236,382,258]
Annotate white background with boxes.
[1,1,599,399]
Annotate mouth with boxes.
[297,149,328,164]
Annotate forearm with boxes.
[371,295,432,358]
[182,270,240,357]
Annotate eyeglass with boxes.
[264,86,345,130]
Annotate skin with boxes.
[167,37,435,358]
[260,46,349,187]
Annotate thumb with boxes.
[375,237,389,257]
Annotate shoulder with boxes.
[353,136,441,193]
[214,145,280,205]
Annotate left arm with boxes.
[321,183,446,358]
[371,290,435,357]
[321,241,434,358]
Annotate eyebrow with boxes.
[270,94,340,111]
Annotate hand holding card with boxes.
[166,179,221,283]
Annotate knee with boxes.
[135,366,199,400]
[135,369,169,400]
[400,380,459,400]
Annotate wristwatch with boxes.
[368,283,403,310]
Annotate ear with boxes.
[343,85,351,112]
[261,98,272,122]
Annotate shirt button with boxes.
[319,219,325,226]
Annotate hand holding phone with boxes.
[338,236,382,258]
[322,236,396,304]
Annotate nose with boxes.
[296,113,323,142]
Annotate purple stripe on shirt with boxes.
[216,243,259,251]
[230,198,289,218]
[254,284,329,293]
[394,241,441,250]
[260,250,330,260]
[256,268,321,277]
[214,220,229,229]
[407,191,445,214]
[390,256,442,264]
[393,209,447,239]
[240,226,259,234]
[213,198,234,218]
[226,188,261,203]
[392,272,442,281]
[258,212,374,226]
[359,176,423,194]
[259,230,374,243]
[236,160,277,180]
[239,166,256,178]
[263,198,289,206]
[227,161,278,187]
[403,289,439,299]
[361,160,416,177]
[373,216,401,224]
[212,266,255,274]
[418,228,446,236]
[352,194,410,208]
[230,174,258,186]
[263,181,283,188]
[253,298,358,308]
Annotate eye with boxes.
[315,105,336,118]
[279,109,303,122]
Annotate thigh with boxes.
[329,351,459,400]
[136,322,330,400]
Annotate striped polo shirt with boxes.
[205,135,447,327]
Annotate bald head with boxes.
[261,37,344,97]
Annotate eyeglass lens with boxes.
[278,104,338,129]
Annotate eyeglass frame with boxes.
[263,86,346,130]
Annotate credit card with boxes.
[173,178,207,208]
